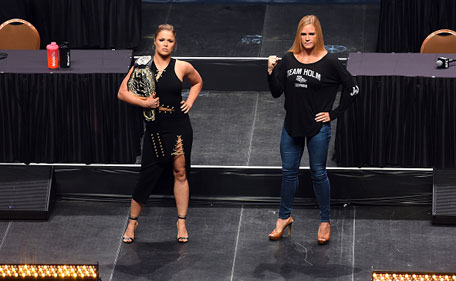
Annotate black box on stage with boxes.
[0,165,55,220]
[432,169,456,225]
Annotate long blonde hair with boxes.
[288,15,325,54]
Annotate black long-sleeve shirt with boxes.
[268,52,359,137]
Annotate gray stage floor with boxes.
[188,90,339,167]
[1,201,455,281]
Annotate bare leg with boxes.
[122,198,144,243]
[173,149,189,242]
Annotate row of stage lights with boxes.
[373,272,456,281]
[2,265,455,280]
[0,264,98,280]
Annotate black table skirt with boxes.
[335,75,456,168]
[0,50,144,164]
[0,72,144,163]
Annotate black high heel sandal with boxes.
[122,216,139,244]
[176,215,189,243]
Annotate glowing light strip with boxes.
[372,271,456,281]
[0,264,98,279]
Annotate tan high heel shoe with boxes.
[317,222,330,245]
[269,217,294,241]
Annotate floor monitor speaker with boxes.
[432,169,456,225]
[0,165,55,220]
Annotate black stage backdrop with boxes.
[0,0,141,49]
[377,0,456,53]
[335,76,456,168]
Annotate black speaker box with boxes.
[432,169,456,225]
[0,165,55,220]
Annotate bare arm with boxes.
[117,66,160,108]
[177,60,203,113]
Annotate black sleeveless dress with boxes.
[133,58,193,204]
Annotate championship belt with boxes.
[127,56,156,122]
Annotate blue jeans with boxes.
[278,124,331,222]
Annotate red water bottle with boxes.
[46,42,59,69]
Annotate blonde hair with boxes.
[288,15,325,54]
[154,24,176,38]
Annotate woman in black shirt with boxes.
[267,15,358,244]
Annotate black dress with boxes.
[132,58,193,204]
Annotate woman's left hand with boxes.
[315,112,330,123]
[180,100,192,114]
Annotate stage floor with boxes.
[0,201,454,281]
[138,3,379,58]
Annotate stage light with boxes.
[373,271,456,281]
[0,264,99,280]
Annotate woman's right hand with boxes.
[141,93,160,109]
[268,55,279,75]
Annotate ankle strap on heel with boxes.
[177,215,186,220]
[129,216,138,220]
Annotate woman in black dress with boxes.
[117,24,203,243]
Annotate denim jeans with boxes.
[278,124,331,222]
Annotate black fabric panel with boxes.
[0,0,141,49]
[50,165,431,206]
[0,73,143,163]
[334,75,456,168]
[377,0,456,53]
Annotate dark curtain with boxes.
[334,76,456,168]
[0,73,144,163]
[0,2,27,23]
[377,0,456,53]
[0,0,141,49]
